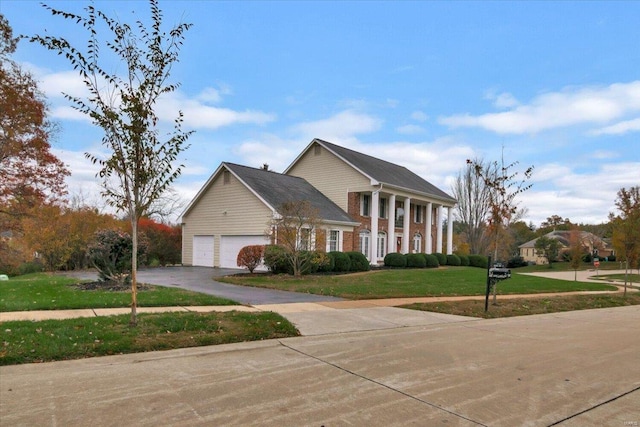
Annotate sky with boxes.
[2,1,639,226]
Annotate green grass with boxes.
[220,267,617,299]
[0,273,238,312]
[402,293,640,319]
[513,261,624,273]
[589,273,640,284]
[0,311,300,365]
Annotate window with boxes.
[414,205,423,223]
[377,232,387,259]
[223,170,231,184]
[298,228,313,251]
[328,230,339,252]
[413,233,422,253]
[361,194,371,217]
[359,230,371,259]
[379,198,387,218]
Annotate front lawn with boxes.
[219,267,617,299]
[402,293,640,319]
[0,311,299,365]
[590,273,640,285]
[0,273,238,312]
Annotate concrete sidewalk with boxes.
[1,306,638,426]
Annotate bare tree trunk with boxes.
[130,218,138,326]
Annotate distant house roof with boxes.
[181,162,358,225]
[287,138,456,204]
[519,230,606,249]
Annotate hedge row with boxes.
[262,245,370,275]
[383,252,487,269]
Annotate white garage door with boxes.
[193,235,214,267]
[220,235,270,269]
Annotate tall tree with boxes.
[568,226,584,280]
[30,1,193,325]
[609,186,640,296]
[0,14,69,224]
[451,158,495,255]
[468,152,534,261]
[535,235,560,268]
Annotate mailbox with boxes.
[489,262,511,281]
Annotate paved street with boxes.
[2,306,639,426]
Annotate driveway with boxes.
[63,266,344,305]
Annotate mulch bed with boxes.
[72,281,153,292]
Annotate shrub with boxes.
[384,252,407,268]
[317,251,336,272]
[446,254,461,266]
[88,229,147,285]
[236,245,265,273]
[458,254,470,266]
[346,251,370,272]
[263,245,292,274]
[582,253,593,263]
[507,256,528,268]
[330,251,352,272]
[607,255,616,262]
[406,253,426,268]
[18,260,44,275]
[299,250,331,274]
[434,252,447,266]
[468,254,488,268]
[424,254,439,268]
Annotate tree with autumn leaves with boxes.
[609,186,640,296]
[0,14,70,273]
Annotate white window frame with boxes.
[377,231,387,259]
[359,230,371,259]
[413,233,422,253]
[361,194,371,217]
[297,228,314,251]
[327,230,340,252]
[414,205,423,224]
[379,198,387,219]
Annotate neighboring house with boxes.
[518,230,612,264]
[181,139,457,268]
[180,162,358,268]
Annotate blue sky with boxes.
[3,1,639,225]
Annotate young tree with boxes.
[30,1,193,325]
[0,14,69,229]
[451,158,496,255]
[535,236,560,268]
[468,153,533,261]
[609,186,640,296]
[568,226,584,280]
[268,200,323,277]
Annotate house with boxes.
[518,230,612,264]
[180,139,457,268]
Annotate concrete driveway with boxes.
[1,306,638,426]
[63,266,344,305]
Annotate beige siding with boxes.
[287,143,370,212]
[182,172,273,266]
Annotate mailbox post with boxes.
[485,257,512,312]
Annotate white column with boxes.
[425,202,433,254]
[402,197,411,253]
[447,206,453,255]
[387,193,396,255]
[370,191,379,264]
[436,205,443,253]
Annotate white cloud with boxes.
[292,110,382,140]
[196,85,232,104]
[396,124,425,135]
[440,81,640,134]
[589,117,640,136]
[410,111,429,122]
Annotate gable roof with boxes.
[518,230,607,249]
[181,162,357,225]
[287,138,456,204]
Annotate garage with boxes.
[220,235,270,269]
[192,235,215,267]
